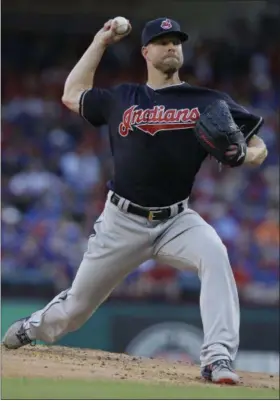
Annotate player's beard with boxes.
[154,56,182,75]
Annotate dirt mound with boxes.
[1,345,279,390]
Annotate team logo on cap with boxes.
[161,19,172,30]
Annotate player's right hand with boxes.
[94,19,132,47]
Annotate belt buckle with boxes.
[148,210,162,221]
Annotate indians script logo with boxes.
[118,105,200,137]
[161,19,172,30]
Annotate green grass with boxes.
[1,378,279,400]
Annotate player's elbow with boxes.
[61,91,80,113]
[61,94,69,106]
[61,94,72,108]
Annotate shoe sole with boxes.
[202,375,239,385]
[214,377,238,385]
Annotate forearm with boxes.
[62,18,130,113]
[62,39,106,102]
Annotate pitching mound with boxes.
[1,345,278,390]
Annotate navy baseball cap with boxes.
[141,18,189,46]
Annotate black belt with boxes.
[110,193,184,221]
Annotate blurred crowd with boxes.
[2,13,279,305]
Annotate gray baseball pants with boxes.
[24,190,240,367]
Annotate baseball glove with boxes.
[194,99,247,167]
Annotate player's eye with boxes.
[172,38,181,46]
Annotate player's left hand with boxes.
[225,142,268,166]
[194,100,248,167]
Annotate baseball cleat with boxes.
[2,317,34,349]
[201,359,239,384]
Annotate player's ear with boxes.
[141,46,148,60]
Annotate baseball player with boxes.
[3,17,268,384]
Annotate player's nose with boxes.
[166,42,178,52]
[166,48,177,58]
[167,45,176,53]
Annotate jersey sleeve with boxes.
[222,93,264,142]
[79,87,114,127]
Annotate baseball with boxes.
[113,16,130,35]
